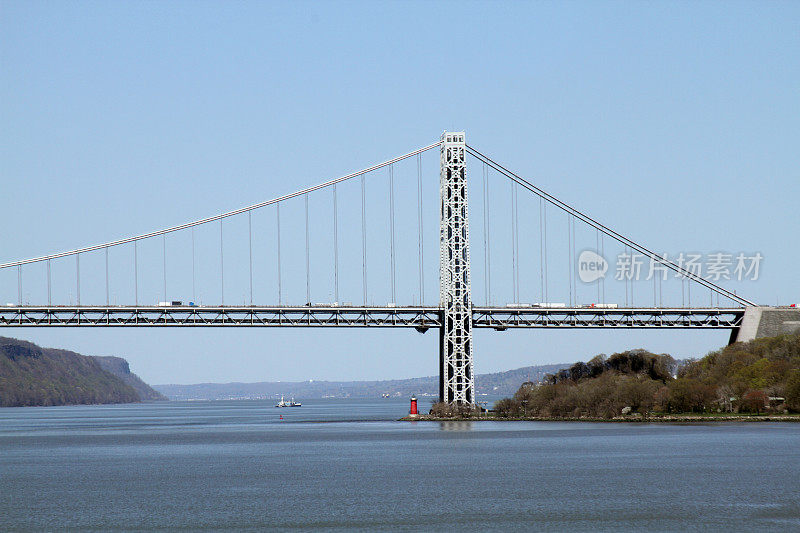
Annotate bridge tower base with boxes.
[439,131,475,405]
[729,306,800,344]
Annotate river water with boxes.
[1,399,799,531]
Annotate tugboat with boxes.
[275,395,302,407]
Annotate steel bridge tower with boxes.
[439,131,474,405]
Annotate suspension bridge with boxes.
[1,131,755,405]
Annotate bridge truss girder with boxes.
[0,306,442,328]
[472,308,745,329]
[0,306,744,329]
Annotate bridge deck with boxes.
[0,306,744,329]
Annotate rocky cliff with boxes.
[92,356,167,401]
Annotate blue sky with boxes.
[1,1,798,384]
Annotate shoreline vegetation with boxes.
[410,332,800,422]
[402,413,800,422]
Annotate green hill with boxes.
[495,332,800,418]
[0,337,157,407]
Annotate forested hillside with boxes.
[0,337,145,407]
[495,333,800,418]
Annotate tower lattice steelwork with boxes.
[439,131,474,405]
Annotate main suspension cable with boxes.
[466,145,754,306]
[1,141,441,269]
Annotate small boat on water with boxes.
[275,395,301,407]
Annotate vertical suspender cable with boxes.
[543,201,548,303]
[653,267,657,307]
[163,235,167,303]
[106,247,110,305]
[567,215,573,307]
[134,241,138,306]
[626,246,630,306]
[596,229,600,303]
[276,203,282,305]
[389,164,396,303]
[539,197,544,303]
[629,244,639,307]
[483,163,489,305]
[191,228,196,304]
[220,220,224,306]
[333,184,339,304]
[305,193,310,305]
[248,211,253,305]
[47,259,51,306]
[601,233,605,304]
[572,214,576,305]
[486,163,492,305]
[76,253,80,306]
[417,155,424,306]
[624,246,629,307]
[510,181,517,304]
[17,265,21,305]
[361,173,367,305]
[515,184,520,303]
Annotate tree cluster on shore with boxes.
[493,333,800,419]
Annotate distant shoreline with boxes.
[401,414,800,423]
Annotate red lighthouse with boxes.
[409,396,418,416]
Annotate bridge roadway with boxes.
[0,305,744,330]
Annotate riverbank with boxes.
[401,413,800,422]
